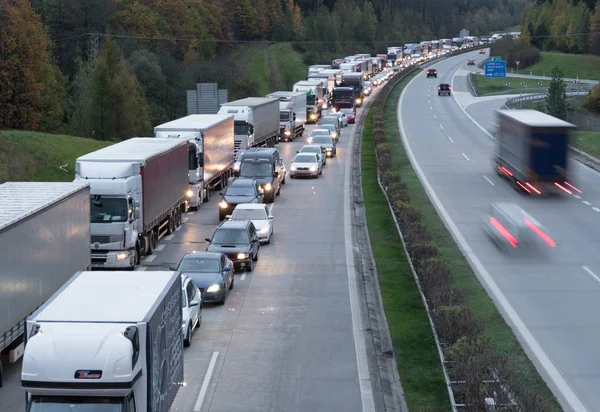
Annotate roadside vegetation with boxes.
[524,52,600,80]
[0,130,112,183]
[473,74,575,95]
[361,67,562,410]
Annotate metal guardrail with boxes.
[504,91,589,108]
[467,73,479,96]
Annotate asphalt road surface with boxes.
[399,49,600,412]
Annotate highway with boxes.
[0,84,397,411]
[399,49,600,411]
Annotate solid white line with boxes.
[439,124,444,130]
[182,217,189,223]
[193,351,219,412]
[143,255,156,263]
[398,66,587,412]
[187,211,195,216]
[582,201,591,206]
[136,266,147,271]
[240,273,247,281]
[582,266,600,285]
[451,70,496,142]
[593,207,600,212]
[447,136,454,143]
[164,234,174,241]
[155,244,165,252]
[176,226,182,232]
[344,103,376,412]
[483,175,495,186]
[462,153,470,161]
[433,114,437,119]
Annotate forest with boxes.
[0,0,528,140]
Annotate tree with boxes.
[546,66,569,120]
[589,0,600,55]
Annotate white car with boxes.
[228,203,274,244]
[329,112,348,127]
[290,152,323,178]
[298,144,326,167]
[181,274,202,347]
[307,128,332,144]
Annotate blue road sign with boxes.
[485,60,506,78]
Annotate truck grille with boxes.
[91,235,121,244]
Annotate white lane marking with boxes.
[187,211,195,216]
[182,217,189,223]
[483,175,495,186]
[582,266,600,285]
[268,203,275,214]
[136,266,147,271]
[193,351,219,412]
[164,234,174,241]
[462,153,470,161]
[344,102,376,412]
[447,136,454,143]
[439,124,444,130]
[593,207,600,212]
[398,69,588,412]
[451,70,496,142]
[240,273,247,281]
[433,114,437,119]
[176,226,182,232]
[143,255,156,263]
[430,106,433,110]
[574,195,582,199]
[155,244,165,252]
[582,201,591,206]
[428,99,431,103]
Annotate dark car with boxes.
[205,220,260,272]
[171,252,234,305]
[426,68,437,78]
[237,148,285,203]
[218,178,264,221]
[467,59,476,66]
[438,83,451,96]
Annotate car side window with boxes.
[249,224,255,239]
[221,254,226,269]
[187,281,195,302]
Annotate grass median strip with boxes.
[381,71,561,409]
[361,101,450,409]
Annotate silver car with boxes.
[318,123,339,142]
[307,128,332,144]
[298,144,326,167]
[290,152,322,178]
[311,135,336,157]
[329,112,348,127]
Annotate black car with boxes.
[205,220,260,272]
[438,83,451,96]
[467,59,476,66]
[426,68,437,78]
[218,178,264,221]
[171,252,234,305]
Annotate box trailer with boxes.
[266,91,307,141]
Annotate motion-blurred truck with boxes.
[293,80,325,123]
[266,91,307,141]
[493,109,578,196]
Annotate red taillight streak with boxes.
[499,166,512,176]
[516,181,531,193]
[564,181,582,194]
[554,182,572,195]
[490,217,518,247]
[525,182,542,195]
[524,218,556,248]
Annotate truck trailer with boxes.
[494,109,578,195]
[0,182,91,387]
[75,138,189,269]
[217,97,280,157]
[154,114,235,208]
[266,91,307,141]
[293,80,325,123]
[341,72,365,107]
[21,270,184,412]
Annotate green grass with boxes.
[0,130,112,183]
[361,107,450,411]
[526,51,600,80]
[246,43,308,95]
[474,74,571,95]
[378,69,562,409]
[573,131,600,158]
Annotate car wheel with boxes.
[218,289,227,305]
[229,276,234,290]
[253,247,259,262]
[290,175,295,179]
[246,259,254,272]
[183,324,192,347]
[282,174,286,184]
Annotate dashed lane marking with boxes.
[483,175,495,186]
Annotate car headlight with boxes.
[309,166,317,172]
[186,189,194,198]
[259,227,269,234]
[237,252,249,259]
[290,165,297,171]
[310,113,317,119]
[264,183,272,191]
[332,132,338,138]
[116,252,129,261]
[234,164,240,171]
[219,200,228,208]
[207,284,220,293]
[307,137,313,144]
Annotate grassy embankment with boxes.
[526,52,600,80]
[361,71,450,411]
[362,70,561,409]
[0,130,112,183]
[474,75,575,95]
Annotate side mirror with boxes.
[205,238,211,243]
[134,200,140,208]
[190,299,200,307]
[169,266,177,271]
[218,192,224,196]
[273,171,279,177]
[134,210,140,219]
[225,215,232,220]
[223,266,232,272]
[296,150,299,153]
[268,216,274,220]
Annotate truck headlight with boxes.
[264,183,272,191]
[284,130,291,136]
[219,200,228,208]
[309,166,318,172]
[207,284,220,293]
[310,113,317,120]
[116,252,129,261]
[355,98,362,104]
[237,253,248,259]
[186,189,193,198]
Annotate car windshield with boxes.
[295,155,317,163]
[232,208,267,220]
[321,125,335,132]
[321,118,336,125]
[239,162,272,178]
[312,130,329,136]
[341,109,353,115]
[312,136,331,144]
[178,257,220,272]
[90,197,128,223]
[211,229,249,245]
[226,184,255,196]
[280,112,290,122]
[29,396,121,411]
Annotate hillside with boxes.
[0,131,112,183]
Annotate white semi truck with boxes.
[0,182,91,387]
[154,114,235,209]
[21,270,183,412]
[266,91,307,142]
[217,97,280,157]
[75,138,189,270]
[293,80,325,123]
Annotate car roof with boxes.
[312,128,330,133]
[234,203,267,210]
[217,220,252,229]
[295,152,318,158]
[301,144,323,149]
[230,178,256,186]
[183,251,222,259]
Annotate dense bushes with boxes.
[584,84,600,114]
[367,71,552,410]
[490,38,541,69]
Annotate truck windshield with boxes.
[29,396,122,411]
[91,197,128,223]
[280,112,290,122]
[239,162,272,178]
[334,90,354,99]
[234,122,249,136]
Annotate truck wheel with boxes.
[147,233,156,255]
[176,209,182,226]
[135,244,141,265]
[203,188,210,203]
